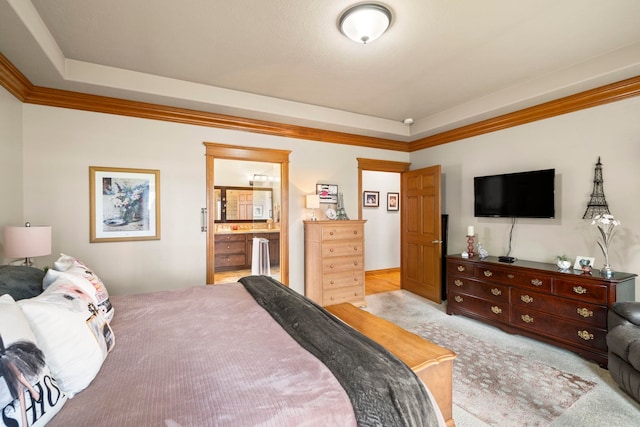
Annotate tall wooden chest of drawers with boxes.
[304,220,366,307]
[446,255,636,367]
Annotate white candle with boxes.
[467,226,475,236]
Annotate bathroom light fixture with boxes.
[339,3,392,44]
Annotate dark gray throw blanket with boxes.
[239,275,440,427]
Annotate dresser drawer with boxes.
[475,265,552,292]
[447,260,474,277]
[555,279,608,304]
[323,271,363,290]
[448,292,510,323]
[322,256,363,273]
[511,288,607,328]
[321,241,364,258]
[321,225,363,241]
[511,306,607,351]
[448,277,509,302]
[322,285,364,306]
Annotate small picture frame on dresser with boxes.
[573,256,595,271]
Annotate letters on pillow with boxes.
[18,278,114,397]
[0,294,68,426]
[43,254,114,322]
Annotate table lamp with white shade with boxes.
[3,222,52,267]
[305,194,320,221]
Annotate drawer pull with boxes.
[577,308,594,318]
[329,248,334,253]
[353,261,358,266]
[573,286,588,295]
[530,279,543,286]
[521,314,534,323]
[454,296,464,303]
[457,266,466,272]
[330,264,335,268]
[353,247,358,251]
[353,231,358,235]
[484,270,493,277]
[454,279,463,287]
[507,274,515,279]
[520,295,534,304]
[577,330,594,341]
[491,288,502,296]
[491,306,502,314]
[329,231,335,236]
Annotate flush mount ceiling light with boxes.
[339,3,392,44]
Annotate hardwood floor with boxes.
[214,267,400,296]
[365,268,401,295]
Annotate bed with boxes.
[1,257,446,427]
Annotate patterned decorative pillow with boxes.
[0,265,45,300]
[0,294,68,426]
[43,254,114,322]
[18,277,114,397]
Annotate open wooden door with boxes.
[401,165,442,303]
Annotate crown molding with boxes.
[409,75,640,151]
[1,52,639,153]
[0,53,408,152]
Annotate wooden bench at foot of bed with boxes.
[325,303,456,427]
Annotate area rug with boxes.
[408,322,596,426]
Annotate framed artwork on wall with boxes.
[316,183,338,204]
[387,192,399,211]
[363,191,379,207]
[90,166,161,242]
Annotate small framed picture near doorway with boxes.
[363,191,379,207]
[387,192,399,211]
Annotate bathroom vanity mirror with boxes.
[215,186,273,222]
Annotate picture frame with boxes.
[573,256,595,271]
[90,166,161,242]
[316,184,339,204]
[387,192,399,211]
[363,191,379,207]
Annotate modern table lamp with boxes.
[305,194,320,221]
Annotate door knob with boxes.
[431,240,442,244]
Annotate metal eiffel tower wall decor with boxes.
[583,157,611,219]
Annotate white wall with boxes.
[0,86,24,263]
[19,104,410,296]
[362,170,400,271]
[411,96,640,299]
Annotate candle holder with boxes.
[467,235,475,257]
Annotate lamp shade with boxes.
[3,225,52,258]
[339,3,392,44]
[305,194,320,209]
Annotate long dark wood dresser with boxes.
[446,254,636,367]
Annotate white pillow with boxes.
[18,277,114,397]
[43,253,114,322]
[0,294,68,425]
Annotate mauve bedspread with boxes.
[48,279,441,426]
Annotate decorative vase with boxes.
[557,260,571,270]
[601,265,615,278]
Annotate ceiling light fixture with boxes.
[339,3,392,44]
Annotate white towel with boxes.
[251,237,271,276]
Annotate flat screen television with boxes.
[474,169,555,218]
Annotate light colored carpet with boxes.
[364,290,640,427]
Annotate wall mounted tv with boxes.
[474,169,555,218]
